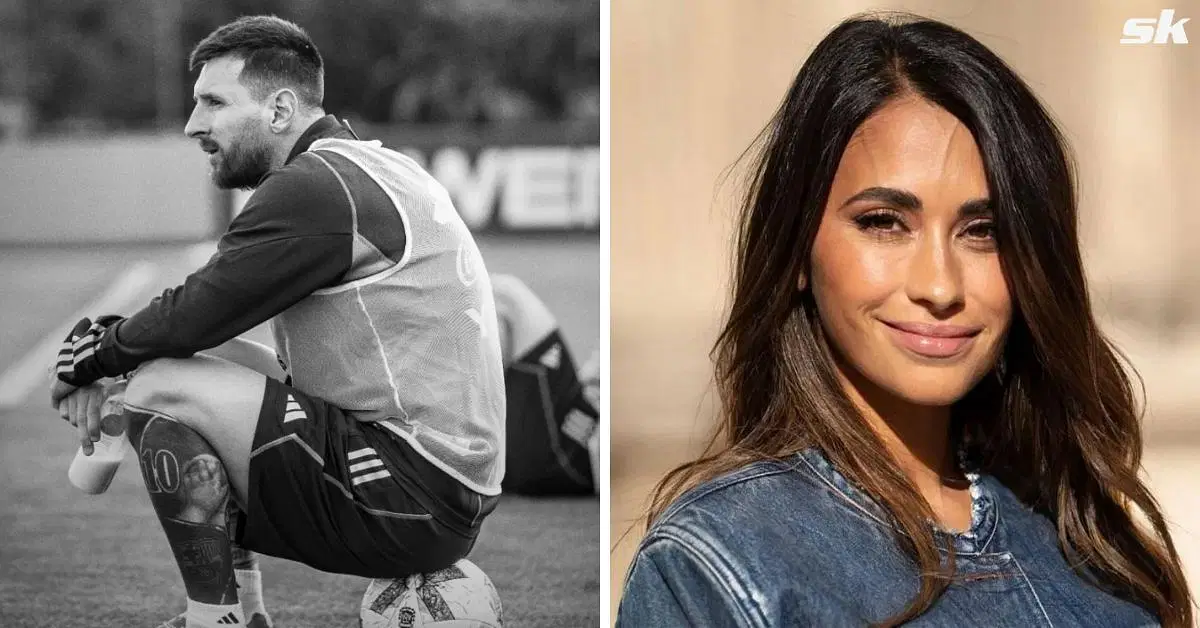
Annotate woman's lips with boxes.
[881,320,981,359]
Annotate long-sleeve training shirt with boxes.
[94,116,506,495]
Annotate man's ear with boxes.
[268,88,300,133]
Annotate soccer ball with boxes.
[360,559,503,627]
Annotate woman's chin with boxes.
[883,377,978,408]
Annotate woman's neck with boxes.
[835,363,972,531]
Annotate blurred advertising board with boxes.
[230,121,600,234]
[0,122,598,244]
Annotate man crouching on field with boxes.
[50,15,504,628]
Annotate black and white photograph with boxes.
[0,1,600,626]
[611,1,1197,626]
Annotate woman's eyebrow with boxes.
[840,186,921,211]
[840,186,992,216]
[958,198,993,218]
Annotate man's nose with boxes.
[184,107,207,139]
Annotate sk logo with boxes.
[1122,9,1190,44]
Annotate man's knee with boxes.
[125,358,193,411]
[124,355,264,429]
[123,355,260,511]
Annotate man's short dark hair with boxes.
[189,15,324,109]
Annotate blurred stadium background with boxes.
[612,0,1200,623]
[0,1,599,626]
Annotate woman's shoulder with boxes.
[621,458,820,626]
[641,454,850,552]
[654,457,811,519]
[622,454,894,626]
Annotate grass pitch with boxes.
[0,236,600,627]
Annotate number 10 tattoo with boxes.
[127,411,238,604]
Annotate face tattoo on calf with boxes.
[127,410,239,605]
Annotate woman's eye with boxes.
[962,220,996,241]
[855,212,905,233]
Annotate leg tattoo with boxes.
[127,409,238,604]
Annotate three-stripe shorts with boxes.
[234,377,498,578]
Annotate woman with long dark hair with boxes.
[616,13,1193,627]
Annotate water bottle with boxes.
[67,380,129,495]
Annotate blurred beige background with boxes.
[611,0,1200,621]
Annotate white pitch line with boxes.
[0,261,159,409]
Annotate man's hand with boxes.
[57,382,108,455]
[50,378,78,411]
[52,315,123,407]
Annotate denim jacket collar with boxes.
[795,447,999,555]
[620,448,1161,626]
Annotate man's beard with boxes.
[212,126,272,191]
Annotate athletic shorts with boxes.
[233,377,499,578]
[502,330,598,495]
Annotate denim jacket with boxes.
[617,449,1159,627]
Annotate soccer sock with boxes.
[235,568,271,622]
[185,599,244,627]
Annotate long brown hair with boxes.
[646,13,1193,627]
